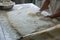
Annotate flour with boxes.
[7,6,57,36]
[0,4,60,40]
[0,11,20,40]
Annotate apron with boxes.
[49,0,60,14]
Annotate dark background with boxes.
[11,0,33,4]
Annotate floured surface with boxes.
[21,24,60,40]
[0,11,20,40]
[0,4,60,40]
[7,4,59,36]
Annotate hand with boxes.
[40,0,50,11]
[45,10,60,19]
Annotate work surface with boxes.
[0,3,60,40]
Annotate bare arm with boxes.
[40,0,50,11]
[49,9,60,18]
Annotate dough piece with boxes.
[36,12,43,17]
[28,13,37,17]
[0,1,15,6]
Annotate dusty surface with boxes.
[0,4,60,40]
[21,24,60,40]
[7,4,60,36]
[0,11,20,40]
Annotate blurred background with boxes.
[11,0,42,7]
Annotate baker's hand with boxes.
[45,10,60,19]
[40,0,50,11]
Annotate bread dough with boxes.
[28,13,37,17]
[0,1,15,6]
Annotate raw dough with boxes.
[28,13,37,17]
[0,1,15,6]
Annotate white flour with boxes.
[0,4,60,40]
[7,4,59,36]
[0,11,20,40]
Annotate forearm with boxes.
[40,0,50,11]
[50,9,60,18]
